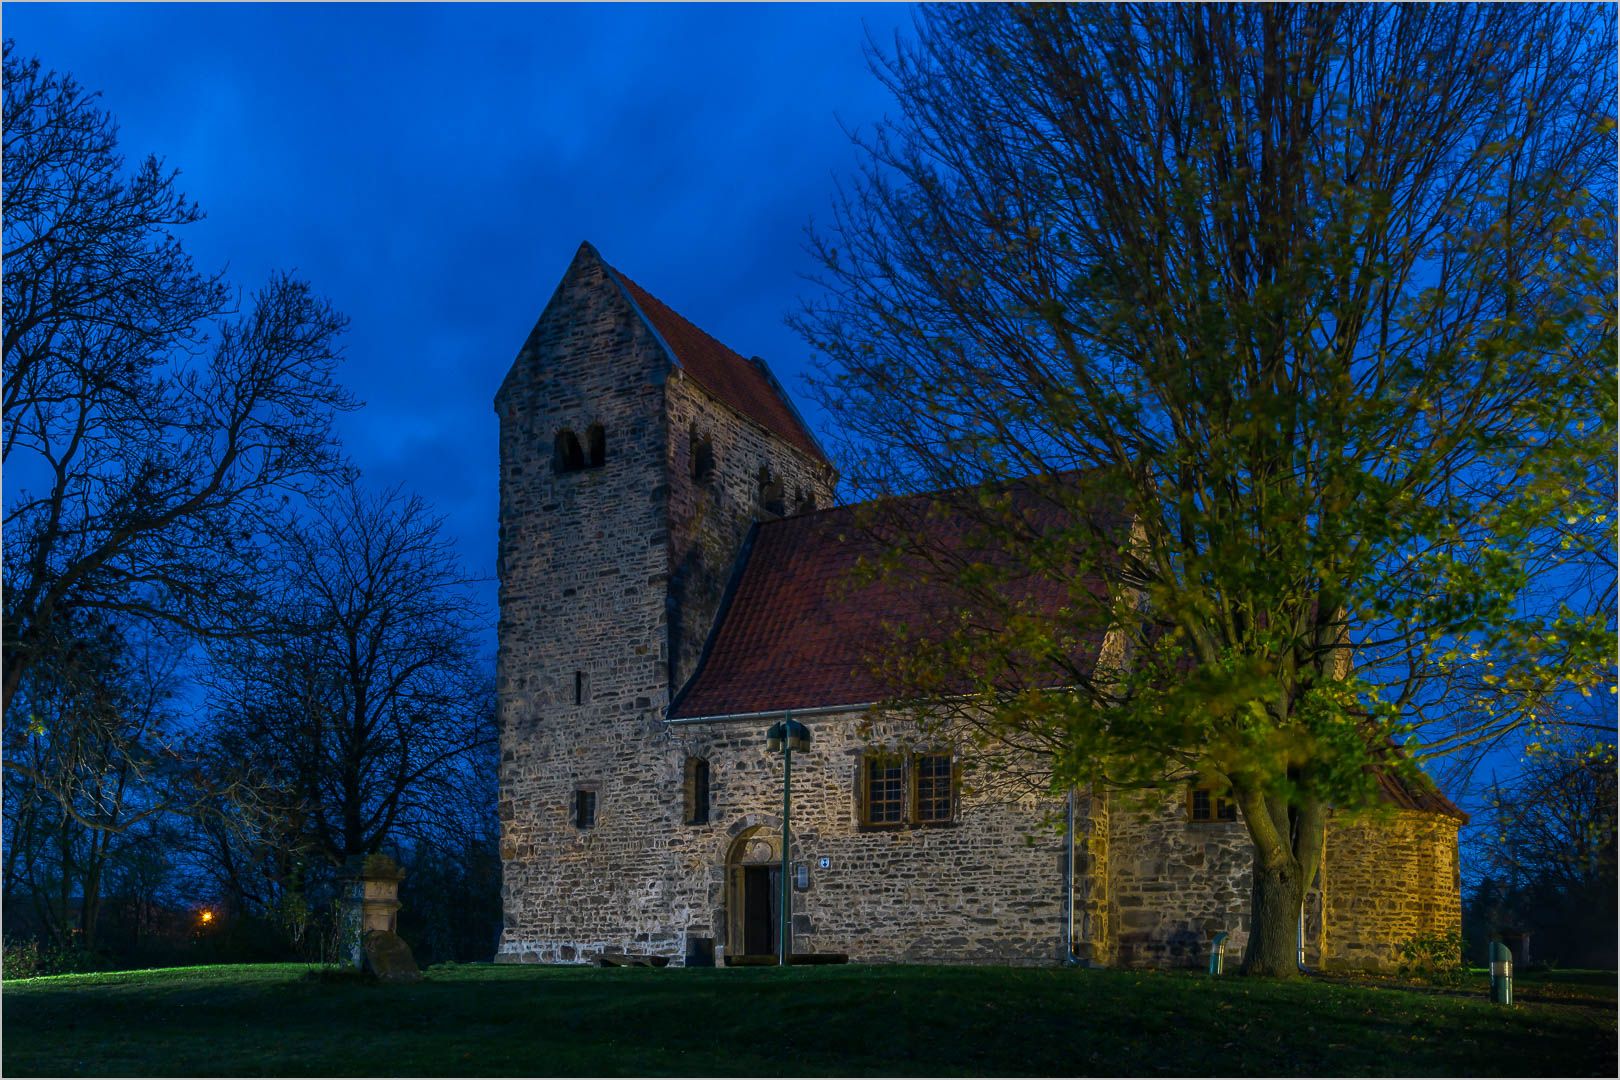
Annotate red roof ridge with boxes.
[599,258,830,465]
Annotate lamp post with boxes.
[765,716,810,967]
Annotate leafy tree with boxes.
[2,42,356,723]
[797,4,1615,973]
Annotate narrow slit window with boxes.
[691,427,715,482]
[574,789,597,829]
[573,671,586,706]
[586,424,606,468]
[685,757,710,825]
[758,466,785,518]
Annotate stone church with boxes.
[494,242,1465,970]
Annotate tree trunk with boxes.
[1233,784,1326,977]
[1244,855,1306,976]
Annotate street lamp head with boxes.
[765,718,810,753]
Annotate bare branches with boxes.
[202,481,493,867]
[2,44,358,717]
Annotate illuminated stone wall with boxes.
[1320,809,1463,971]
[1105,791,1257,968]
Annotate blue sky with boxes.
[5,2,915,637]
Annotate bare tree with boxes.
[2,43,356,721]
[1466,737,1616,965]
[203,482,493,869]
[797,5,1615,974]
[1,616,187,951]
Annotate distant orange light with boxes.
[199,909,214,925]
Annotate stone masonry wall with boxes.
[1106,790,1257,968]
[664,713,1071,965]
[663,373,835,693]
[1321,809,1462,971]
[1106,791,1452,972]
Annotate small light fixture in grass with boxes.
[1208,931,1229,976]
[1489,940,1513,1005]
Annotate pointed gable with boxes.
[499,242,831,467]
[603,261,829,465]
[496,241,658,408]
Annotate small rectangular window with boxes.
[574,789,597,829]
[862,754,905,825]
[574,671,586,706]
[913,752,955,823]
[1188,785,1237,823]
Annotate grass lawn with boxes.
[2,962,1614,1076]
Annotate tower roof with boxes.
[597,251,830,465]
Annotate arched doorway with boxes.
[725,826,781,959]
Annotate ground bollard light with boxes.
[1208,931,1228,975]
[1490,940,1513,1005]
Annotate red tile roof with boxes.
[667,488,1119,720]
[1371,750,1470,821]
[665,480,1467,821]
[608,266,828,465]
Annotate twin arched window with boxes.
[555,424,606,473]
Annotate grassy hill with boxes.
[2,962,1613,1076]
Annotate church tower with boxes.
[493,242,834,963]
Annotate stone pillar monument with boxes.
[343,853,420,981]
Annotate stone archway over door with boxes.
[725,827,780,958]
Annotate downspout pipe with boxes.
[1061,789,1079,966]
[1297,902,1310,973]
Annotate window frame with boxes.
[911,751,958,825]
[857,749,960,828]
[1186,784,1238,824]
[859,752,906,828]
